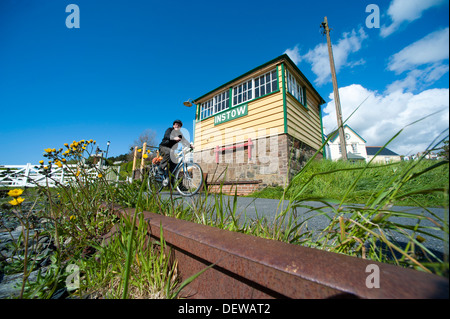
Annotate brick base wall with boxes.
[194,133,322,194]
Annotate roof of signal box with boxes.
[194,54,326,105]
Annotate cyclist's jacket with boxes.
[159,127,190,149]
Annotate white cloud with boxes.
[388,28,449,73]
[381,0,447,37]
[386,28,449,92]
[284,45,301,65]
[386,63,449,93]
[285,27,367,86]
[323,84,449,155]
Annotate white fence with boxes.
[0,163,121,188]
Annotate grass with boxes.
[0,140,197,299]
[1,122,448,299]
[247,160,449,208]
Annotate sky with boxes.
[0,0,448,165]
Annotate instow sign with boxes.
[214,104,248,126]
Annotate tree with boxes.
[127,129,158,161]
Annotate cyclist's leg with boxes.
[158,146,171,175]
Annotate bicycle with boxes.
[147,146,204,197]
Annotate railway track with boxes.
[101,203,448,299]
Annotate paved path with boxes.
[158,191,448,258]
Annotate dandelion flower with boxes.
[75,171,80,177]
[143,154,148,159]
[45,148,52,153]
[39,160,44,165]
[9,197,25,206]
[98,173,103,178]
[8,189,24,197]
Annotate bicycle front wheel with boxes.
[174,163,203,196]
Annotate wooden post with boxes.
[140,142,147,180]
[321,16,347,160]
[132,146,137,179]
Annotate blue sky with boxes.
[1,0,448,165]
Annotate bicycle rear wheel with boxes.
[148,165,164,194]
[174,163,203,196]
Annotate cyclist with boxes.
[157,119,193,183]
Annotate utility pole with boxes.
[321,16,347,160]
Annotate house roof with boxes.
[194,54,325,105]
[328,125,367,143]
[366,146,399,156]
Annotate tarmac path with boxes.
[158,191,448,259]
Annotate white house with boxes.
[366,146,401,163]
[324,125,401,163]
[325,125,367,161]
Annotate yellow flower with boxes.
[8,189,23,197]
[69,215,76,221]
[39,160,44,164]
[55,161,62,168]
[75,171,80,177]
[143,154,148,159]
[45,148,52,153]
[98,173,103,178]
[64,143,69,147]
[9,197,25,206]
[61,158,66,162]
[44,166,49,169]
[137,149,142,153]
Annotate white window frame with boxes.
[198,68,278,120]
[286,69,306,106]
[232,79,252,106]
[214,90,229,114]
[232,68,278,107]
[200,99,213,120]
[199,90,230,120]
[254,69,278,99]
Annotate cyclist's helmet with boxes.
[173,119,183,126]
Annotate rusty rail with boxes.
[102,203,449,299]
